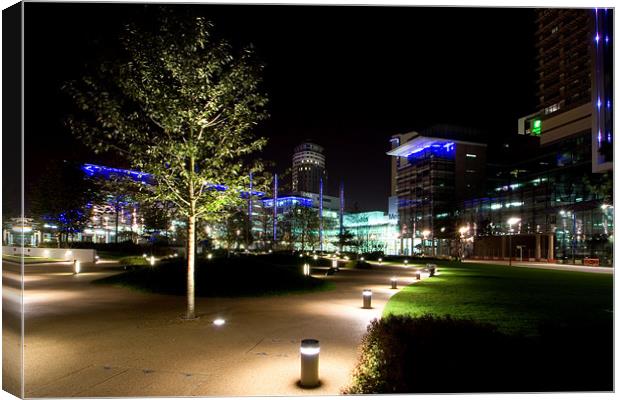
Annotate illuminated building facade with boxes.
[520,8,613,173]
[292,142,327,194]
[387,126,487,256]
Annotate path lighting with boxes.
[313,255,318,261]
[43,250,50,258]
[427,264,436,277]
[94,255,100,263]
[360,257,365,261]
[415,270,421,280]
[207,253,213,260]
[507,217,521,267]
[344,256,350,261]
[362,289,372,309]
[213,318,226,326]
[149,255,155,266]
[73,259,81,275]
[331,259,338,269]
[173,253,178,257]
[391,277,398,289]
[299,254,303,258]
[404,259,408,265]
[143,253,147,258]
[378,258,382,264]
[303,263,310,276]
[300,339,320,388]
[268,249,273,253]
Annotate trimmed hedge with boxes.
[344,315,612,393]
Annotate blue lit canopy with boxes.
[82,163,265,198]
[386,135,484,158]
[262,196,313,208]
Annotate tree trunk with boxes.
[186,214,196,319]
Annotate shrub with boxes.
[345,315,530,394]
[117,256,150,266]
[344,314,612,393]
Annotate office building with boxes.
[292,142,327,194]
[387,125,487,255]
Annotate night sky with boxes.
[22,3,537,214]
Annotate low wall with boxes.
[3,246,96,263]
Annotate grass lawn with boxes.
[345,261,613,393]
[93,254,334,297]
[2,254,66,264]
[383,261,612,335]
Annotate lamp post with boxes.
[422,230,430,256]
[458,226,469,260]
[507,217,521,267]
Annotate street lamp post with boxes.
[507,217,521,267]
[422,230,430,256]
[458,226,469,260]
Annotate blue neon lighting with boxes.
[406,141,455,162]
[82,164,153,184]
[262,196,313,208]
[83,163,265,198]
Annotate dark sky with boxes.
[22,3,536,214]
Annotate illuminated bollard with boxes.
[313,255,318,261]
[149,255,155,266]
[391,277,398,289]
[73,259,81,275]
[360,257,365,261]
[299,254,303,258]
[207,253,213,260]
[142,253,147,258]
[362,289,372,309]
[427,264,436,277]
[303,263,310,276]
[415,270,421,280]
[300,339,320,387]
[331,259,339,271]
[404,259,408,265]
[378,258,382,264]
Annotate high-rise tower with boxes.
[292,142,326,194]
[527,8,613,173]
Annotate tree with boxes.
[290,205,320,251]
[30,160,97,246]
[336,229,356,252]
[63,11,268,319]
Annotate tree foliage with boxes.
[63,9,268,318]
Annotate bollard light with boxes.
[404,259,408,265]
[300,339,320,387]
[360,257,365,261]
[173,253,178,257]
[362,289,372,309]
[303,263,310,276]
[213,318,226,326]
[391,277,398,289]
[269,249,273,253]
[331,259,338,269]
[378,258,382,264]
[43,249,50,258]
[149,255,155,266]
[313,255,318,261]
[143,253,147,258]
[94,255,100,263]
[345,256,350,261]
[415,270,421,280]
[207,253,213,260]
[73,259,81,275]
[299,254,303,258]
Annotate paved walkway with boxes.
[463,259,613,274]
[3,259,423,397]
